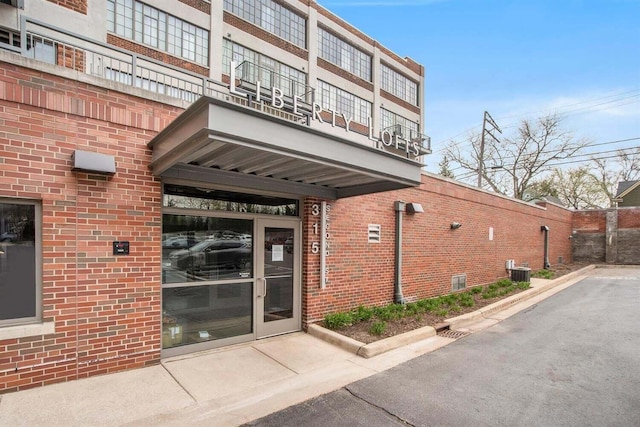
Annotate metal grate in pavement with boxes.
[437,329,470,339]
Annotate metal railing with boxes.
[0,17,431,156]
[3,17,228,104]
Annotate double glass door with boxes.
[256,219,300,338]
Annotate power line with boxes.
[447,137,640,173]
[434,88,640,151]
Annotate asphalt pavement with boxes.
[246,267,640,427]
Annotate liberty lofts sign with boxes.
[229,62,423,159]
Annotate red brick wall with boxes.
[106,35,209,77]
[303,175,574,323]
[224,12,308,60]
[618,208,640,228]
[572,210,606,233]
[46,0,87,14]
[0,61,182,393]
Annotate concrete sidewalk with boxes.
[0,268,594,427]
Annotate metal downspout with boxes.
[542,226,551,269]
[394,201,405,304]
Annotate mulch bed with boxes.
[321,264,587,344]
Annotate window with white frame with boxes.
[317,81,372,125]
[380,108,420,138]
[318,27,372,82]
[0,199,40,327]
[224,0,306,48]
[381,64,418,106]
[222,40,307,98]
[107,0,209,66]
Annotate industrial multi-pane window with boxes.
[0,199,39,327]
[222,40,307,98]
[223,0,306,48]
[317,80,372,125]
[381,64,418,106]
[380,108,419,138]
[106,0,209,66]
[317,28,372,82]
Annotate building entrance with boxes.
[256,219,300,338]
[161,184,301,357]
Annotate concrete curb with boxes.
[309,265,596,358]
[446,264,596,329]
[307,323,436,359]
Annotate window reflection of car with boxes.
[0,232,18,242]
[170,239,251,272]
[162,236,193,249]
[284,238,293,253]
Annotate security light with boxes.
[405,203,423,214]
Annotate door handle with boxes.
[259,277,267,298]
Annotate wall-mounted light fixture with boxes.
[450,222,462,230]
[72,150,116,175]
[405,202,424,214]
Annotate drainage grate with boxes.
[437,329,470,339]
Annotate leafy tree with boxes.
[444,114,589,200]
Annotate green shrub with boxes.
[435,308,449,317]
[459,293,475,307]
[495,279,513,288]
[516,281,531,290]
[352,305,374,322]
[532,270,554,279]
[324,312,353,330]
[369,321,387,336]
[470,286,483,294]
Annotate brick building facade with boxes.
[0,0,632,394]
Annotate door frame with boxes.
[255,217,302,339]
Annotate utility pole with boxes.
[477,111,502,187]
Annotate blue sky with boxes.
[317,0,640,173]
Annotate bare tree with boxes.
[444,114,590,199]
[589,148,640,206]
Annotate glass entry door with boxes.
[256,219,300,338]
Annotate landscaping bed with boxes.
[320,264,587,344]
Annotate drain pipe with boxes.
[394,201,405,304]
[541,225,551,269]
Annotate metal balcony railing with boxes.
[383,124,432,156]
[0,17,430,158]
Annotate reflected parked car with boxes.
[162,236,196,249]
[0,232,17,242]
[169,239,251,272]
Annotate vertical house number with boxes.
[311,202,330,288]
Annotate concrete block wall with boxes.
[303,175,575,323]
[0,61,182,393]
[572,208,640,265]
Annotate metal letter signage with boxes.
[311,202,331,289]
[229,61,423,159]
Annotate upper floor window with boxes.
[223,0,306,48]
[0,199,39,327]
[318,27,371,82]
[317,80,372,125]
[107,0,209,66]
[380,108,420,138]
[223,40,307,98]
[381,64,418,106]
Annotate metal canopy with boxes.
[148,96,423,199]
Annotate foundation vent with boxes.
[451,274,467,291]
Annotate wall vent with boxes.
[368,224,381,243]
[558,256,564,264]
[451,274,467,291]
